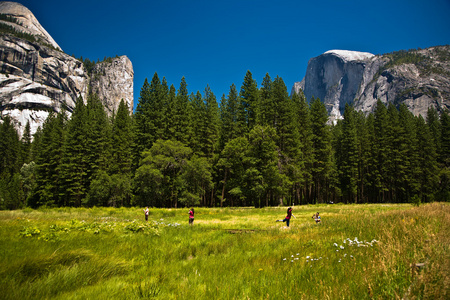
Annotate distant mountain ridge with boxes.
[292,46,450,122]
[0,1,133,137]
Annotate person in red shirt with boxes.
[189,208,194,225]
[276,207,294,227]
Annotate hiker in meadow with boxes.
[276,207,294,227]
[312,212,321,224]
[144,207,149,221]
[188,208,194,225]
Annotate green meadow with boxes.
[0,203,448,299]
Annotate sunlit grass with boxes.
[0,203,448,299]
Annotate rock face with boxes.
[90,56,134,116]
[293,47,450,122]
[0,1,60,50]
[0,2,133,137]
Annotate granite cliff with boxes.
[0,1,133,137]
[293,47,450,122]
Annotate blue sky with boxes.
[16,0,450,111]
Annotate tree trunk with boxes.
[221,169,227,207]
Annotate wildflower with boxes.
[333,243,338,247]
[283,258,286,261]
[340,246,344,250]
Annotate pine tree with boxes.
[220,84,239,149]
[439,110,450,168]
[292,90,313,204]
[132,78,152,170]
[34,111,66,207]
[426,107,441,157]
[257,73,273,127]
[309,97,332,203]
[163,84,177,139]
[111,99,133,176]
[189,91,206,156]
[416,115,439,202]
[271,76,302,205]
[355,110,370,203]
[132,73,166,171]
[62,97,88,206]
[372,100,390,202]
[0,116,20,177]
[174,77,191,145]
[0,116,21,209]
[20,121,32,165]
[437,110,450,201]
[364,113,379,202]
[397,104,420,202]
[85,93,112,186]
[239,70,259,132]
[340,104,359,203]
[202,85,220,160]
[246,125,282,207]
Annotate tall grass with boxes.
[0,203,448,299]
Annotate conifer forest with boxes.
[1,71,449,209]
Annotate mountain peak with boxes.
[0,1,61,50]
[324,50,375,62]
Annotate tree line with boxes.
[1,70,449,209]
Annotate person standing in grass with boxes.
[189,208,194,225]
[144,207,149,221]
[276,207,294,227]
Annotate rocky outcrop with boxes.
[293,47,450,122]
[0,34,88,136]
[0,2,133,137]
[90,56,134,116]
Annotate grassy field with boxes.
[0,203,448,299]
